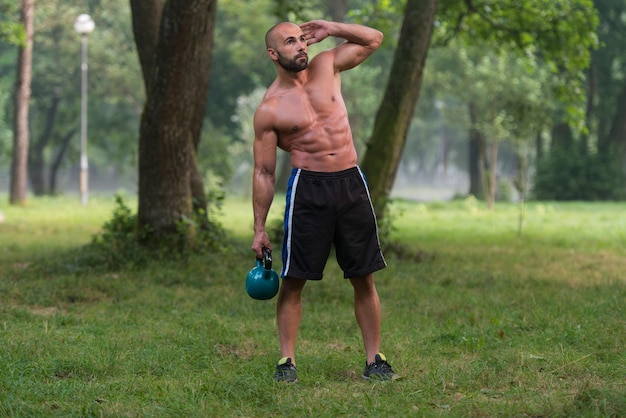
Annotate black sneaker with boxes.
[274,357,298,383]
[362,353,399,381]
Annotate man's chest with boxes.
[273,85,344,134]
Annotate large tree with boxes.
[360,0,439,217]
[130,0,217,245]
[9,0,33,205]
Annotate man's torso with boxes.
[265,51,358,172]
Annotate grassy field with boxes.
[0,195,624,417]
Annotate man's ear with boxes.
[267,48,278,60]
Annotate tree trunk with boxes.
[477,136,489,206]
[49,129,76,195]
[188,2,217,227]
[29,144,46,196]
[327,0,348,20]
[360,0,439,218]
[607,82,626,166]
[130,0,164,94]
[133,0,216,245]
[534,131,543,163]
[551,122,574,151]
[485,140,498,209]
[29,95,60,196]
[468,102,484,199]
[581,64,596,152]
[10,0,34,205]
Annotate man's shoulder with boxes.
[254,88,283,127]
[308,49,339,75]
[256,88,281,114]
[309,49,335,65]
[258,80,301,109]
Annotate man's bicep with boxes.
[332,42,376,72]
[253,112,278,175]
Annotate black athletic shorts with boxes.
[281,166,387,280]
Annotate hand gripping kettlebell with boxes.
[246,247,279,300]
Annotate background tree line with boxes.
[1,0,624,248]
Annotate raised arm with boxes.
[251,101,278,259]
[300,20,383,71]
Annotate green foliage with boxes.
[342,64,386,155]
[198,123,235,187]
[80,195,155,270]
[208,0,276,135]
[458,43,555,141]
[68,193,229,272]
[86,0,144,173]
[436,0,599,125]
[377,198,427,262]
[271,0,319,21]
[0,1,25,46]
[533,147,626,200]
[436,0,599,74]
[347,0,405,46]
[423,42,558,206]
[0,0,144,195]
[225,87,265,192]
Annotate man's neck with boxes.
[277,69,308,88]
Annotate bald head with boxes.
[265,22,301,50]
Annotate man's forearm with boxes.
[327,22,383,49]
[252,172,275,234]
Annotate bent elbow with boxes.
[371,30,383,49]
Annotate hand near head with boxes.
[300,20,332,46]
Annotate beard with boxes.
[277,52,308,72]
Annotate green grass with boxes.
[0,195,624,417]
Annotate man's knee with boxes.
[350,274,377,295]
[281,276,307,293]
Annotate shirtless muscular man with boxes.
[251,20,398,382]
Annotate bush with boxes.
[533,147,625,201]
[83,194,227,271]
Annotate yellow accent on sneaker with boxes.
[275,357,298,383]
[363,353,399,381]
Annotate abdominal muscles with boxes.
[274,89,358,172]
[282,119,358,172]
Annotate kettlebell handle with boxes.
[260,246,272,271]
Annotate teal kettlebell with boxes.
[246,247,279,300]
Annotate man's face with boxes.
[269,24,308,72]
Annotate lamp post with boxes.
[74,14,94,205]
